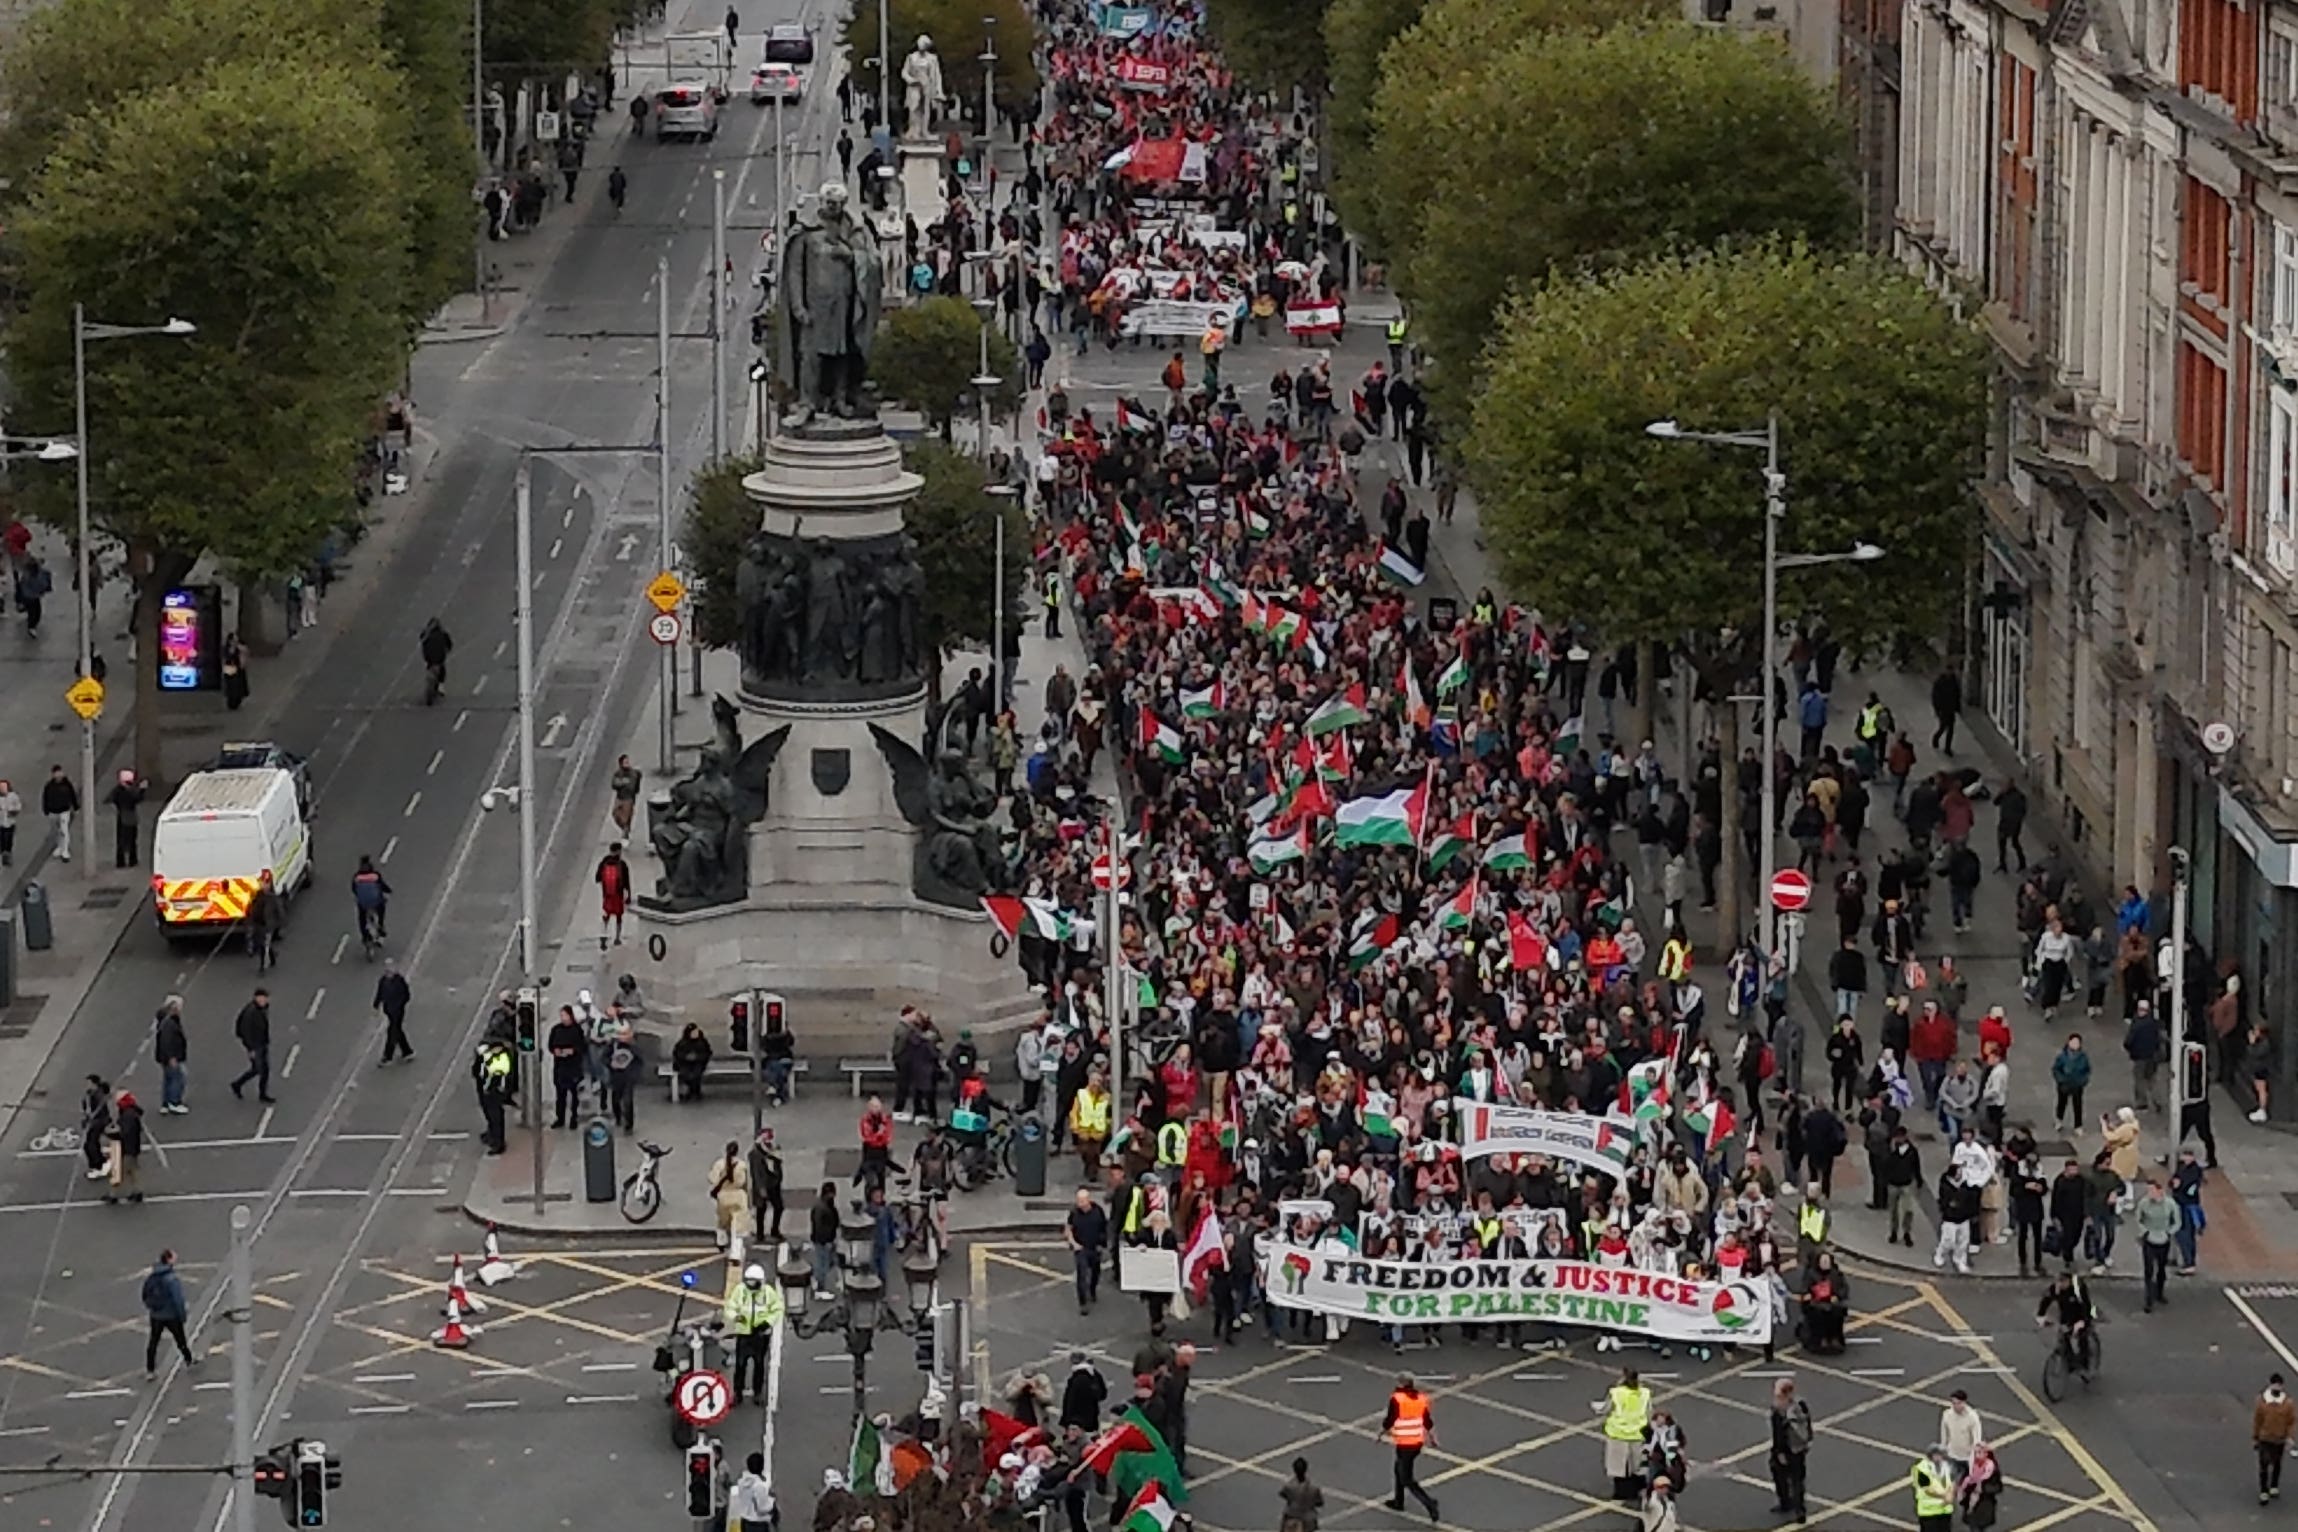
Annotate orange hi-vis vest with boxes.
[1390,1392,1429,1448]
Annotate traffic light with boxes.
[251,1446,292,1526]
[685,1438,716,1518]
[294,1439,336,1527]
[2181,1040,2209,1106]
[514,987,539,1053]
[763,994,785,1035]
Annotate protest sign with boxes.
[1259,1244,1771,1341]
[1096,4,1154,36]
[1117,56,1174,91]
[1454,1101,1638,1175]
[1121,298,1239,339]
[1119,1247,1180,1294]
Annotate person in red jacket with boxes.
[1158,1042,1200,1123]
[857,1096,895,1191]
[1909,1000,1958,1111]
[1978,1005,2014,1061]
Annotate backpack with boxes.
[1785,1400,1813,1455]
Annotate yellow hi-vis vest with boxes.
[1659,940,1692,982]
[1858,702,1885,741]
[1387,316,1408,344]
[1072,1090,1111,1139]
[1155,1120,1187,1165]
[1911,1458,1953,1517]
[1798,1202,1830,1245]
[723,1282,784,1336]
[1603,1385,1651,1441]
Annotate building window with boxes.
[2277,223,2298,333]
[2272,391,2298,578]
[2273,24,2298,113]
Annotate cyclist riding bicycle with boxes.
[352,856,393,944]
[2035,1269,2096,1372]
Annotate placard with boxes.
[1116,57,1173,92]
[1453,1101,1639,1174]
[1097,4,1154,36]
[1118,1246,1180,1294]
[1120,299,1238,339]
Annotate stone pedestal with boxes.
[896,137,947,228]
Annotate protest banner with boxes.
[1258,1244,1771,1341]
[1285,300,1344,337]
[1187,227,1248,252]
[1120,298,1239,339]
[1096,3,1154,35]
[1116,56,1174,91]
[1454,1100,1639,1174]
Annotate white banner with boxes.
[1121,298,1239,338]
[1187,228,1248,252]
[1259,1243,1771,1341]
[1455,1101,1638,1174]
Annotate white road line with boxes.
[18,1136,292,1159]
[0,1424,51,1438]
[817,1385,852,1395]
[463,1399,520,1411]
[562,504,575,529]
[428,1132,470,1141]
[1512,1373,1564,1382]
[255,1107,275,1140]
[1849,1367,1906,1378]
[532,572,547,589]
[549,537,564,560]
[1291,1375,1341,1384]
[350,1404,411,1416]
[492,639,507,660]
[387,1187,448,1197]
[1416,1374,1457,1383]
[1742,1371,1795,1379]
[280,1045,301,1081]
[403,791,422,817]
[453,709,470,733]
[289,1189,366,1199]
[473,674,489,693]
[67,1387,133,1400]
[0,1189,271,1214]
[426,750,444,776]
[376,835,398,869]
[567,1393,638,1405]
[305,989,326,1021]
[355,1373,416,1384]
[581,1362,639,1373]
[331,934,349,966]
[1847,1336,1883,1345]
[2229,1289,2298,1375]
[1642,1373,1681,1380]
[1956,1365,2017,1375]
[193,1381,230,1392]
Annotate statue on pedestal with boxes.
[775,181,884,427]
[901,35,945,137]
[643,696,788,911]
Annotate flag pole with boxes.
[1104,814,1125,1116]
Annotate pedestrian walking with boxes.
[229,989,275,1103]
[41,763,78,862]
[374,958,415,1065]
[1910,1444,1956,1532]
[0,777,20,866]
[2170,1147,2206,1272]
[2135,1177,2176,1310]
[80,1074,113,1179]
[1278,1456,1323,1532]
[107,769,147,867]
[1930,670,1962,752]
[153,996,189,1113]
[2257,1373,2294,1503]
[609,755,642,836]
[141,1247,198,1378]
[1065,1185,1106,1312]
[596,841,632,948]
[1769,1376,1812,1519]
[103,1091,144,1204]
[1957,1444,2004,1528]
[1937,1389,1985,1483]
[1381,1374,1440,1521]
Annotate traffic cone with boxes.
[476,1224,520,1287]
[432,1293,480,1349]
[442,1254,488,1317]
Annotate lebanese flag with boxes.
[1180,1209,1225,1301]
[1285,299,1344,336]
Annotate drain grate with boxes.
[80,887,130,910]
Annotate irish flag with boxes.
[981,895,1070,942]
[1347,910,1402,970]
[1306,683,1369,737]
[1335,778,1429,847]
[1438,875,1478,932]
[1482,832,1531,870]
[1247,825,1310,873]
[847,1415,897,1496]
[1401,660,1431,731]
[1378,544,1425,588]
[1180,680,1223,720]
[1426,811,1474,871]
[1141,708,1184,764]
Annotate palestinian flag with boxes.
[1482,833,1531,871]
[848,1415,897,1496]
[1180,680,1223,720]
[1088,1406,1188,1507]
[1141,708,1185,765]
[1401,659,1431,731]
[1316,732,1353,782]
[1347,910,1402,970]
[1555,713,1584,755]
[1247,790,1281,826]
[1124,542,1148,580]
[1115,399,1159,435]
[1425,811,1474,872]
[1684,1093,1738,1152]
[1265,606,1304,644]
[1240,591,1268,633]
[1506,910,1547,971]
[1620,1057,1672,1124]
[1121,1484,1178,1532]
[1378,544,1426,588]
[1438,875,1478,932]
[1271,909,1297,950]
[1245,506,1272,539]
[1306,683,1370,737]
[1436,650,1470,696]
[982,895,1071,942]
[1275,777,1335,829]
[1334,778,1429,847]
[1247,825,1310,874]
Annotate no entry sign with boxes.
[673,1368,732,1427]
[1769,868,1813,913]
[1090,852,1132,890]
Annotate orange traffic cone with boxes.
[477,1225,519,1288]
[432,1293,480,1349]
[442,1254,488,1317]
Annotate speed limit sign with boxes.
[649,611,683,646]
[673,1369,732,1427]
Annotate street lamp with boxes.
[843,1270,883,1426]
[73,307,196,867]
[1646,414,1884,956]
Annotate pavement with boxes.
[0,3,851,1529]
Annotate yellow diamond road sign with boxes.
[645,571,686,613]
[65,676,104,720]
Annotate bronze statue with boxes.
[801,536,854,683]
[648,745,748,908]
[776,180,884,426]
[921,748,1005,896]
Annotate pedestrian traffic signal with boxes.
[685,1439,716,1518]
[763,994,785,1033]
[251,1446,291,1523]
[515,987,539,1053]
[295,1439,335,1526]
[2180,1039,2209,1106]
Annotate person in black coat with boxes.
[1801,1101,1847,1200]
[1058,1354,1107,1433]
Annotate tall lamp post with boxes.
[72,308,196,863]
[1646,416,1883,956]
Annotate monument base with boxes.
[896,137,947,226]
[743,687,927,891]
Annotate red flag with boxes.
[1507,911,1546,972]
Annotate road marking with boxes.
[193,1381,230,1393]
[305,989,326,1021]
[0,1425,51,1438]
[1849,1367,1906,1378]
[1511,1373,1565,1382]
[290,1188,367,1199]
[19,1136,293,1159]
[1291,1375,1341,1384]
[1956,1365,2017,1375]
[403,791,422,818]
[426,750,444,776]
[1847,1336,1883,1345]
[567,1393,638,1405]
[818,1385,854,1395]
[68,1387,133,1400]
[453,709,470,734]
[533,572,547,589]
[492,639,507,661]
[581,1362,639,1373]
[2230,1288,2298,1374]
[354,1373,416,1384]
[616,534,639,561]
[350,1404,411,1416]
[1415,1374,1457,1383]
[281,1045,301,1081]
[473,674,489,694]
[331,934,349,966]
[386,1187,448,1197]
[463,1399,520,1411]
[256,1107,275,1139]
[562,505,575,530]
[1742,1370,1795,1379]
[549,537,564,560]
[540,713,570,749]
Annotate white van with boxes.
[150,768,312,935]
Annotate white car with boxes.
[749,62,803,103]
[654,83,720,140]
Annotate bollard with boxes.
[582,1117,617,1202]
[18,880,54,952]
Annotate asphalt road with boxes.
[0,1,844,1525]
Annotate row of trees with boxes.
[1208,0,1992,944]
[842,0,1041,127]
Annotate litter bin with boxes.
[1012,1115,1047,1197]
[583,1116,617,1202]
[18,881,53,953]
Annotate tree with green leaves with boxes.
[381,0,484,317]
[1206,0,1332,95]
[481,0,620,74]
[1355,0,1668,263]
[843,0,1039,127]
[870,297,1023,443]
[902,440,1028,696]
[6,60,413,782]
[1399,23,1856,409]
[1464,243,1989,945]
[680,454,767,651]
[1322,0,1426,234]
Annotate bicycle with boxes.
[2040,1319,2103,1402]
[934,1105,1018,1191]
[422,660,446,706]
[357,904,385,962]
[620,1140,672,1223]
